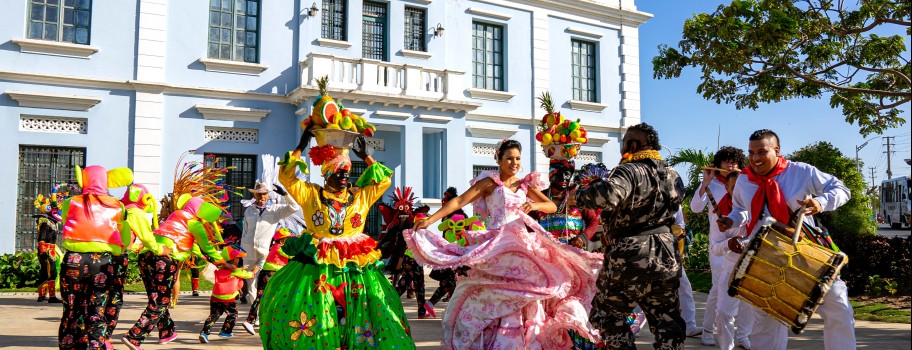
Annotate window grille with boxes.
[20,115,87,134]
[208,0,260,63]
[204,126,258,143]
[362,1,387,61]
[571,39,598,102]
[16,145,85,251]
[472,22,504,91]
[472,144,497,158]
[403,7,426,52]
[350,161,383,237]
[27,0,92,44]
[322,0,347,41]
[205,153,257,219]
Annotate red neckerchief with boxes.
[744,156,790,234]
[712,174,733,216]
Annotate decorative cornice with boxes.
[465,88,516,102]
[399,49,432,59]
[565,26,603,39]
[5,90,101,111]
[288,86,480,113]
[475,0,652,26]
[467,7,513,21]
[198,58,269,76]
[195,105,270,122]
[373,110,412,120]
[11,38,99,59]
[567,99,608,112]
[416,114,453,123]
[466,123,520,139]
[465,111,532,124]
[315,38,353,49]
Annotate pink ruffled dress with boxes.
[405,171,604,350]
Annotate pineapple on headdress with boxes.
[302,76,377,138]
[535,91,589,159]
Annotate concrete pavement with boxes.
[1,278,909,349]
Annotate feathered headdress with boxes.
[160,150,237,244]
[391,187,418,210]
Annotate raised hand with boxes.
[352,136,373,160]
[273,184,287,196]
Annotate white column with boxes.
[531,10,550,177]
[132,0,168,196]
[403,123,424,198]
[619,24,641,127]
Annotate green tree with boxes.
[653,0,911,136]
[788,141,877,235]
[668,149,714,262]
[668,148,715,197]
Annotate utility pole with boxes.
[869,167,877,188]
[884,136,894,179]
[856,140,872,174]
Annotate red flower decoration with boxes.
[350,213,362,228]
[308,145,337,165]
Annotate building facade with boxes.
[0,0,651,253]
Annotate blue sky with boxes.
[634,1,911,184]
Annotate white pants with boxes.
[240,241,266,301]
[704,258,723,333]
[749,279,856,350]
[715,256,754,350]
[678,268,697,330]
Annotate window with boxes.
[403,7,426,52]
[473,165,498,178]
[350,161,383,237]
[208,0,260,63]
[27,0,92,44]
[571,39,597,102]
[322,0,347,41]
[472,22,504,91]
[16,145,85,251]
[205,153,257,220]
[362,1,387,60]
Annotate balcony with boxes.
[290,53,478,112]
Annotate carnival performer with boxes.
[104,184,168,343]
[535,158,600,249]
[378,187,433,318]
[240,182,300,304]
[690,146,753,349]
[57,165,133,350]
[574,123,687,349]
[718,129,855,350]
[257,77,414,349]
[32,184,75,304]
[199,245,253,343]
[241,227,296,335]
[407,139,604,349]
[424,187,467,309]
[121,195,230,350]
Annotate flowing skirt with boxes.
[405,212,603,350]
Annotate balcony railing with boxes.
[300,53,464,101]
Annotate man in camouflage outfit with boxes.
[575,122,686,349]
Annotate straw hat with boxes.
[248,182,270,194]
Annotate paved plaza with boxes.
[1,276,909,349]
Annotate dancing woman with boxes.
[407,140,603,350]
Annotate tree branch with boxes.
[784,65,911,97]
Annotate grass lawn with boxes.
[688,270,713,293]
[850,300,912,324]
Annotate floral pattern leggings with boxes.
[245,269,275,323]
[103,253,129,339]
[393,255,426,316]
[203,300,239,335]
[123,252,177,346]
[58,251,116,350]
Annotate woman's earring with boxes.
[519,166,524,173]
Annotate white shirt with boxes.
[691,177,729,265]
[241,193,301,258]
[727,161,850,237]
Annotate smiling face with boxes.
[548,161,574,191]
[497,148,522,177]
[748,136,780,176]
[325,168,350,192]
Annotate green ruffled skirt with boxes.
[259,260,415,349]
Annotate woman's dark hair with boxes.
[713,146,746,169]
[626,123,661,151]
[495,139,522,160]
[442,187,459,202]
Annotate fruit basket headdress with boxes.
[535,92,589,160]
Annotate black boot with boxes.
[47,297,62,303]
[37,296,47,302]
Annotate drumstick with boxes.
[704,185,721,214]
[792,195,812,244]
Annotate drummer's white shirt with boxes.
[691,177,729,266]
[727,160,850,236]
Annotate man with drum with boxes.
[718,129,855,350]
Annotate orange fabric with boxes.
[315,235,382,268]
[212,269,244,297]
[265,244,289,267]
[62,196,124,247]
[155,210,196,252]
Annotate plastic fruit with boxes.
[363,127,375,137]
[569,121,579,131]
[577,137,588,143]
[339,116,353,130]
[535,132,544,142]
[542,133,553,145]
[341,109,351,117]
[570,129,582,139]
[326,123,341,130]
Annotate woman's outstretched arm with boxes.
[413,178,495,230]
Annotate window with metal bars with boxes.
[322,0,347,41]
[473,165,499,178]
[204,153,257,220]
[27,0,92,44]
[16,145,86,251]
[403,6,426,52]
[350,161,383,237]
[208,0,260,63]
[362,1,388,61]
[472,22,505,91]
[571,39,598,102]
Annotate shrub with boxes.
[830,231,912,295]
[684,232,711,272]
[0,252,41,289]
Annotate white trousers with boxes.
[715,256,754,350]
[678,268,697,330]
[240,241,266,301]
[749,279,856,350]
[703,259,723,333]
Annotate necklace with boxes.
[620,149,663,164]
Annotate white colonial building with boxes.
[0,0,651,253]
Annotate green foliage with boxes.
[0,252,41,289]
[866,275,899,296]
[684,232,711,272]
[787,141,877,235]
[653,0,911,136]
[850,301,912,323]
[668,148,714,197]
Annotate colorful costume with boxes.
[258,81,413,349]
[427,212,480,308]
[58,165,133,350]
[33,184,75,303]
[536,160,600,249]
[378,187,432,317]
[122,195,226,348]
[201,245,253,339]
[243,228,296,328]
[405,170,604,349]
